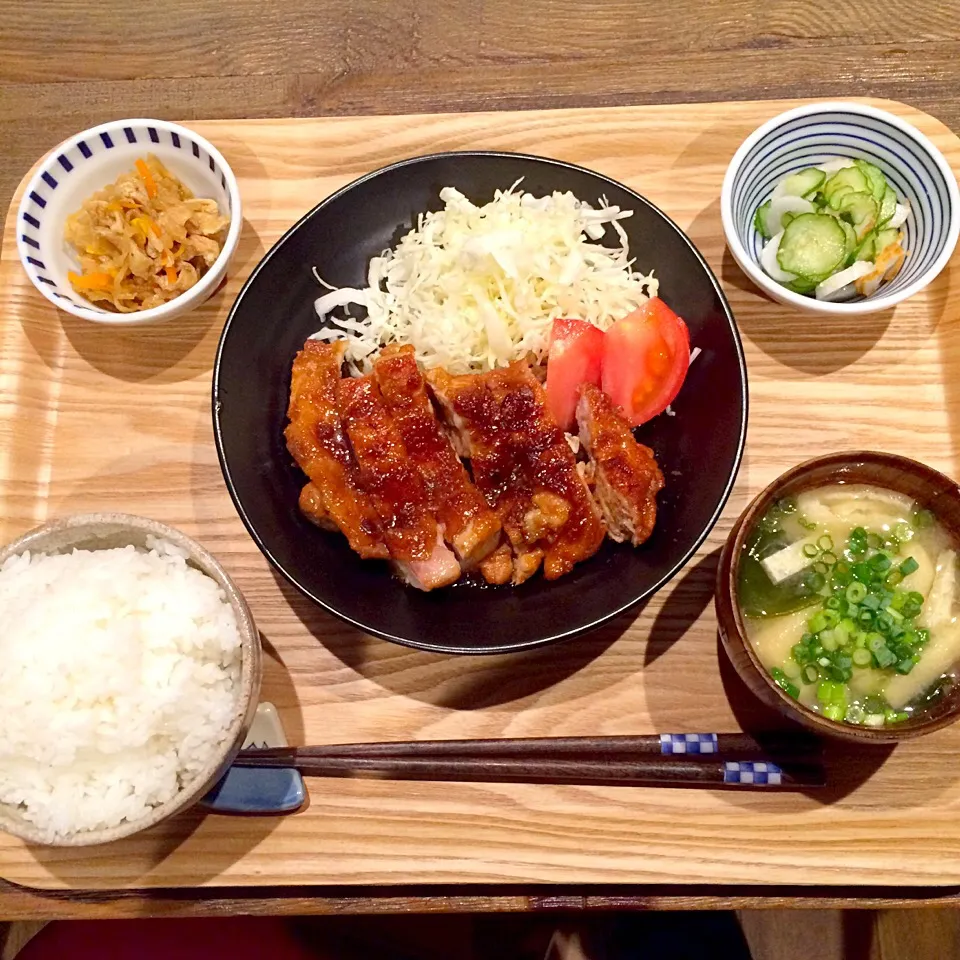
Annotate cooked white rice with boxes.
[0,537,242,842]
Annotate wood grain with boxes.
[4,0,960,221]
[1,98,960,895]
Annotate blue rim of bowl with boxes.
[720,101,960,315]
[14,117,243,324]
[212,150,749,653]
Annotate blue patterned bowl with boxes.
[15,119,242,325]
[721,102,960,314]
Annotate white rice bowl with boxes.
[0,533,248,844]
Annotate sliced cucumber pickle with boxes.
[784,276,819,294]
[875,227,901,254]
[879,185,897,225]
[778,168,826,199]
[754,200,772,239]
[854,159,888,202]
[827,185,855,210]
[824,167,869,198]
[753,159,910,297]
[839,219,858,266]
[777,213,847,280]
[837,192,879,240]
[856,232,876,262]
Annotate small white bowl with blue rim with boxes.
[15,118,242,325]
[721,101,960,315]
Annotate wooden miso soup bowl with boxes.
[716,451,960,744]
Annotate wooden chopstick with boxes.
[233,752,823,790]
[234,735,825,790]
[239,732,822,761]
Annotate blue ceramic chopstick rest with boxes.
[201,702,305,814]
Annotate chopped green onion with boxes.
[895,522,914,542]
[817,680,847,705]
[821,632,838,652]
[896,658,915,675]
[825,596,841,611]
[817,535,834,551]
[873,646,897,669]
[803,543,820,558]
[907,591,924,607]
[823,704,845,721]
[771,667,800,699]
[802,664,820,684]
[886,570,904,587]
[846,582,867,604]
[813,561,829,575]
[821,552,838,566]
[913,508,934,529]
[899,557,919,576]
[852,648,872,666]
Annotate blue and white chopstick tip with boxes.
[723,760,783,786]
[659,733,718,755]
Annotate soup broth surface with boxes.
[738,484,958,726]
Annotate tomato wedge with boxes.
[545,318,605,431]
[601,298,690,427]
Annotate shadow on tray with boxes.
[644,547,721,666]
[272,567,634,709]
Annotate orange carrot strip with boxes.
[165,265,177,284]
[131,215,161,238]
[135,158,158,198]
[68,271,113,291]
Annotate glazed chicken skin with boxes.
[373,344,501,568]
[286,339,664,590]
[336,375,461,591]
[284,340,388,559]
[427,361,605,584]
[576,383,664,546]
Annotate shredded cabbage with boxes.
[311,183,658,374]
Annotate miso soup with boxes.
[737,483,959,727]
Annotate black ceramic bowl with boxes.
[213,152,748,654]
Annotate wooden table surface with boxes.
[3,0,960,920]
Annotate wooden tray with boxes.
[2,97,960,892]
